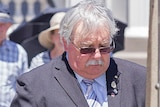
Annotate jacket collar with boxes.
[106,58,121,96]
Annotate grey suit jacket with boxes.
[11,52,146,107]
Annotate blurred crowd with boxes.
[0,4,66,107]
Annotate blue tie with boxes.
[82,79,97,106]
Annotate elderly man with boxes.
[0,4,28,107]
[11,0,146,107]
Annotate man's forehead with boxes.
[73,30,110,40]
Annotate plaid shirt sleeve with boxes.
[0,40,28,107]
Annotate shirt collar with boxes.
[0,39,8,49]
[75,72,106,88]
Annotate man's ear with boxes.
[62,37,68,51]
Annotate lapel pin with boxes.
[111,81,116,89]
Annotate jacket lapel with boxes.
[52,53,89,107]
[107,58,121,107]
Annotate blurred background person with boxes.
[29,12,65,70]
[0,4,28,107]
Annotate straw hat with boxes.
[38,12,66,50]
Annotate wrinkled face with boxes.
[0,22,11,44]
[63,22,112,79]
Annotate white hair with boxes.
[59,0,118,44]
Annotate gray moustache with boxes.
[86,60,103,66]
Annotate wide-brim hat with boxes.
[38,12,66,50]
[0,4,13,23]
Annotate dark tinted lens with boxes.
[80,47,114,54]
[80,48,95,54]
[99,47,113,53]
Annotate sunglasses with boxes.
[70,41,115,54]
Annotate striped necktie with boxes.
[82,79,97,106]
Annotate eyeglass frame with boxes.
[69,37,115,54]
